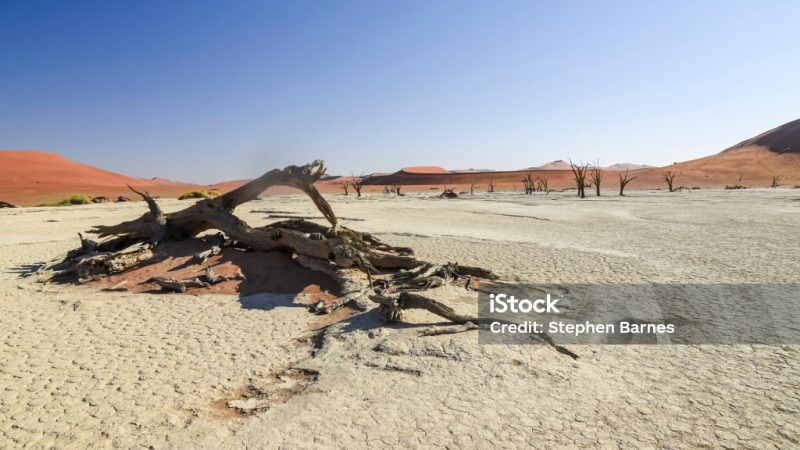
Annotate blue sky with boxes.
[1,1,798,183]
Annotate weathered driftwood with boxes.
[44,160,576,358]
[193,245,222,264]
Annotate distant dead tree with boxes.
[771,176,781,188]
[618,169,637,196]
[340,180,351,195]
[522,172,535,194]
[487,179,495,193]
[470,183,478,195]
[536,177,549,194]
[588,161,603,196]
[391,184,403,195]
[568,159,589,198]
[663,170,678,192]
[351,173,365,197]
[440,186,458,199]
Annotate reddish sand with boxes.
[632,145,800,188]
[0,150,153,187]
[401,166,450,174]
[89,239,340,300]
[0,150,212,205]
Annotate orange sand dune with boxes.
[630,118,800,187]
[0,150,209,205]
[0,150,153,187]
[633,146,800,188]
[401,166,450,174]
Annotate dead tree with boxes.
[618,170,637,196]
[536,177,549,195]
[588,162,603,196]
[35,160,577,358]
[522,173,535,195]
[390,184,403,196]
[340,181,351,195]
[469,183,478,195]
[440,186,458,199]
[350,174,365,197]
[568,159,589,198]
[487,179,495,193]
[663,170,678,192]
[771,176,781,188]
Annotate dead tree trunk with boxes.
[522,173,535,195]
[589,162,603,197]
[771,176,780,188]
[487,179,495,193]
[568,159,588,198]
[341,181,350,195]
[664,170,677,192]
[618,170,637,196]
[351,174,364,197]
[536,177,549,195]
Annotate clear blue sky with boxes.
[1,1,798,183]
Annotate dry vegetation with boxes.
[37,194,94,207]
[178,189,219,200]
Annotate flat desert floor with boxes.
[1,189,799,449]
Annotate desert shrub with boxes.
[178,190,219,200]
[38,194,93,207]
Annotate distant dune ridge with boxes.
[2,118,800,205]
[0,151,151,187]
[721,118,800,155]
[362,118,800,189]
[0,150,195,205]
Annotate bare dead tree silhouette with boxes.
[663,170,678,192]
[588,161,603,197]
[618,169,637,196]
[568,159,589,198]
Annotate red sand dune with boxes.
[0,150,152,187]
[400,166,450,174]
[629,118,800,188]
[0,150,209,205]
